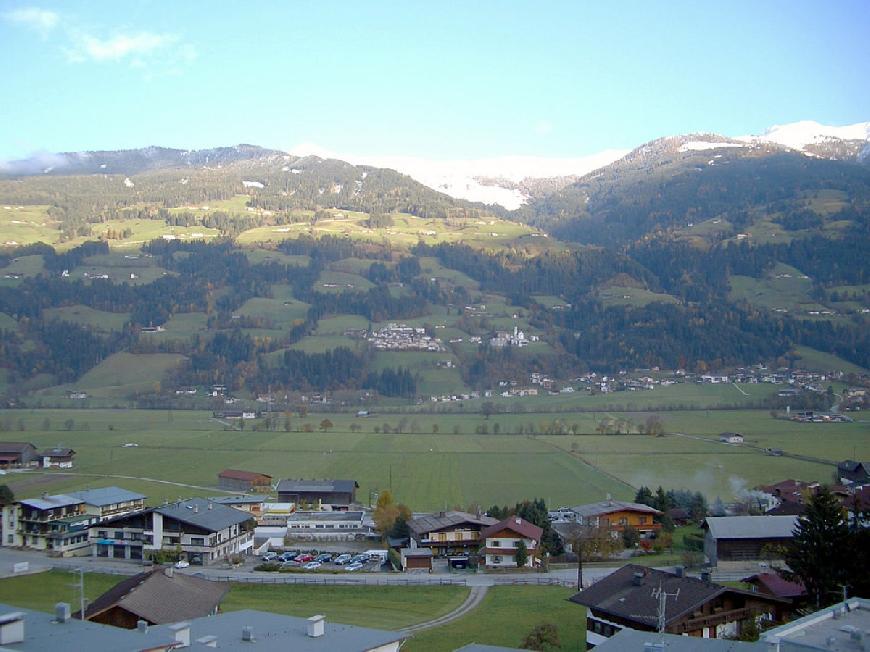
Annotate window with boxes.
[639,517,647,525]
[490,540,500,547]
[190,537,205,546]
[619,517,628,525]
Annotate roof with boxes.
[569,564,777,628]
[569,500,662,518]
[210,495,267,505]
[764,598,870,651]
[276,479,359,494]
[18,494,83,511]
[593,628,765,651]
[0,603,407,651]
[218,468,272,482]
[154,497,254,532]
[454,645,526,652]
[408,510,497,535]
[39,447,75,457]
[80,566,228,624]
[837,459,867,472]
[704,515,798,540]
[401,547,433,558]
[0,442,36,453]
[742,573,806,599]
[287,511,365,522]
[68,486,146,507]
[480,516,543,541]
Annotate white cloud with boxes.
[67,31,178,62]
[4,7,59,35]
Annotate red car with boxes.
[294,554,314,563]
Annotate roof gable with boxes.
[481,516,543,541]
[704,515,798,540]
[155,498,253,532]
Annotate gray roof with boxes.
[569,500,661,517]
[704,515,798,540]
[401,547,433,558]
[210,495,267,505]
[0,442,36,453]
[276,479,359,494]
[18,494,83,511]
[155,497,253,532]
[594,628,764,651]
[0,603,406,651]
[764,598,870,651]
[288,511,364,522]
[408,510,497,535]
[68,486,146,507]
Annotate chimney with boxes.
[169,622,190,648]
[632,571,644,586]
[701,570,712,584]
[0,612,25,645]
[307,615,325,638]
[242,625,254,642]
[193,504,199,514]
[54,602,71,623]
[515,517,522,525]
[208,502,213,510]
[196,635,218,648]
[137,619,149,633]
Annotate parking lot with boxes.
[256,549,387,573]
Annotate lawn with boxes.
[405,586,584,651]
[791,346,867,375]
[235,297,309,328]
[598,286,680,308]
[39,352,187,398]
[223,583,469,630]
[0,570,120,612]
[42,305,130,332]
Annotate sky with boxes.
[1,0,869,161]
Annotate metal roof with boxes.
[287,511,364,522]
[18,494,83,510]
[594,628,765,651]
[154,497,253,532]
[276,479,359,494]
[704,515,798,540]
[408,511,497,535]
[68,486,146,507]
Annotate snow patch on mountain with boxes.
[741,120,870,150]
[678,141,746,152]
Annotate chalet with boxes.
[703,516,797,566]
[89,497,255,563]
[2,493,89,555]
[837,459,869,485]
[39,447,76,469]
[0,442,38,468]
[570,564,785,647]
[68,487,147,522]
[719,432,744,444]
[480,516,543,568]
[741,572,807,619]
[77,566,228,629]
[217,469,273,492]
[407,511,497,557]
[276,479,359,508]
[399,547,433,572]
[566,500,662,538]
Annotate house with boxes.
[217,469,273,492]
[39,447,76,469]
[0,442,39,468]
[77,566,228,628]
[591,628,765,651]
[3,493,90,554]
[755,479,820,511]
[566,500,662,538]
[285,510,374,541]
[407,510,497,557]
[719,432,744,444]
[276,479,359,508]
[741,573,807,619]
[569,564,785,647]
[837,459,869,485]
[702,516,798,566]
[480,516,543,568]
[764,598,870,652]
[89,497,255,564]
[400,547,433,572]
[209,495,265,518]
[68,487,147,521]
[0,603,407,652]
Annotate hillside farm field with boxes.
[0,407,864,509]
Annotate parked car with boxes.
[261,552,278,562]
[334,554,353,565]
[315,553,332,563]
[351,554,369,564]
[174,560,190,569]
[278,551,297,562]
[345,563,363,572]
[295,554,314,563]
[279,560,298,569]
[303,561,322,570]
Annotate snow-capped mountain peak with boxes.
[743,120,870,151]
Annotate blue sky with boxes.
[1,0,868,160]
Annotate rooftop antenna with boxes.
[651,582,680,636]
[70,568,86,620]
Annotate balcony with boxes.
[679,606,759,631]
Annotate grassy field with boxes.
[791,346,868,375]
[42,305,130,332]
[405,586,583,651]
[598,286,680,308]
[235,297,309,328]
[39,353,187,398]
[223,583,469,630]
[0,570,120,612]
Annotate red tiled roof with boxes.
[481,516,543,542]
[742,573,806,599]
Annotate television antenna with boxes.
[651,583,681,634]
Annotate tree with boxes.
[515,539,528,567]
[622,525,641,549]
[562,522,622,589]
[319,418,333,432]
[520,622,560,651]
[783,486,850,608]
[0,485,14,505]
[634,486,654,507]
[481,401,495,419]
[644,414,664,436]
[373,490,400,537]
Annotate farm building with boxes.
[217,469,273,492]
[703,516,798,566]
[837,459,869,485]
[77,566,227,629]
[719,432,744,444]
[276,479,359,508]
[480,516,543,568]
[39,447,76,468]
[400,547,433,572]
[89,497,255,564]
[565,500,661,538]
[407,510,497,557]
[0,442,38,467]
[570,564,784,647]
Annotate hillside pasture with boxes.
[235,297,309,328]
[42,305,130,332]
[43,353,186,398]
[0,205,58,246]
[0,254,45,286]
[315,270,374,293]
[598,286,681,308]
